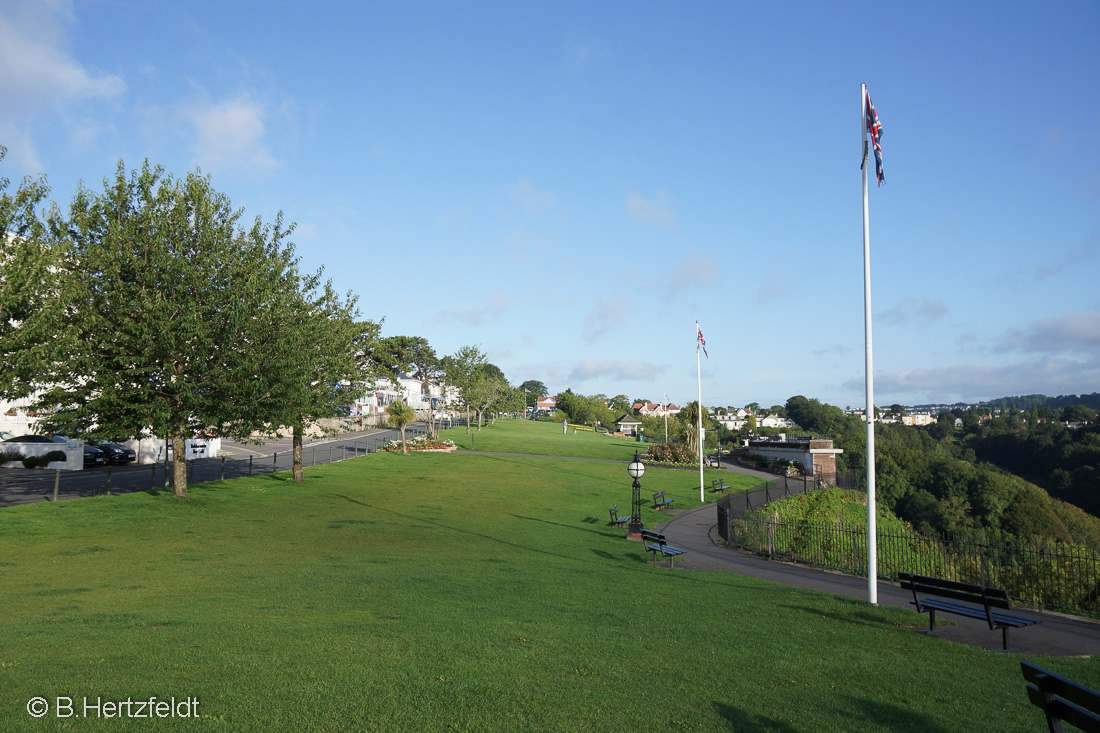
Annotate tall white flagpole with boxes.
[861,82,878,605]
[696,321,705,502]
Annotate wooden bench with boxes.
[1021,661,1100,733]
[898,572,1040,650]
[652,490,675,510]
[609,505,629,528]
[640,529,685,566]
[710,478,731,493]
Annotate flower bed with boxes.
[383,436,457,452]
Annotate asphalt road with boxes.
[0,426,411,507]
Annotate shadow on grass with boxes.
[459,452,622,482]
[780,603,945,632]
[713,702,797,731]
[715,693,951,731]
[329,493,577,562]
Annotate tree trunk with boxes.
[292,424,304,482]
[466,405,471,434]
[400,425,407,454]
[172,431,188,498]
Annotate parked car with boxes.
[0,431,14,441]
[3,434,55,443]
[51,436,106,467]
[87,440,136,465]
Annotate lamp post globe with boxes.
[626,450,645,540]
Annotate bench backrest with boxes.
[610,506,619,520]
[652,490,665,499]
[1021,661,1100,732]
[897,572,1013,611]
[640,529,664,544]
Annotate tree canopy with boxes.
[30,161,337,496]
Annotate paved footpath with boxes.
[657,496,1100,657]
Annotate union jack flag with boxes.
[697,324,708,359]
[865,89,884,186]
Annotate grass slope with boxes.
[1,422,1093,731]
[442,419,642,460]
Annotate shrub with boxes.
[0,450,24,466]
[45,450,66,464]
[22,455,43,469]
[645,441,697,466]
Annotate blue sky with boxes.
[3,0,1098,409]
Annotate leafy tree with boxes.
[608,394,632,415]
[677,401,712,458]
[386,399,416,454]
[0,147,60,401]
[519,380,547,408]
[442,344,486,434]
[34,160,313,497]
[256,272,361,482]
[467,364,510,429]
[1060,405,1096,423]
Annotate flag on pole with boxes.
[865,89,884,186]
[697,324,709,359]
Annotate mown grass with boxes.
[0,423,1095,731]
[442,418,643,460]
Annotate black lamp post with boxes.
[626,450,646,540]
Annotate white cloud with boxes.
[564,28,611,70]
[0,0,126,168]
[878,297,949,326]
[841,356,1100,404]
[667,255,718,295]
[435,289,510,326]
[626,190,675,228]
[510,179,556,212]
[998,312,1100,354]
[568,359,667,383]
[582,297,631,343]
[186,94,277,174]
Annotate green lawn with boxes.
[1,423,1094,731]
[443,418,644,460]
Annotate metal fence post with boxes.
[249,455,253,475]
[53,469,60,502]
[329,445,333,463]
[106,466,112,495]
[150,464,155,491]
[273,452,277,471]
[220,456,225,481]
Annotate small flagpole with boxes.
[696,321,705,502]
[861,82,878,605]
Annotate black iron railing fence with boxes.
[717,491,1100,617]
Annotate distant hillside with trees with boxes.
[781,395,1100,551]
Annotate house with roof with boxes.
[633,402,680,418]
[614,414,642,437]
[536,396,556,413]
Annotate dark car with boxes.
[3,434,55,443]
[88,441,136,465]
[51,436,106,467]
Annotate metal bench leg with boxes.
[929,609,936,631]
[1002,627,1009,651]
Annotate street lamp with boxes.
[626,450,646,540]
